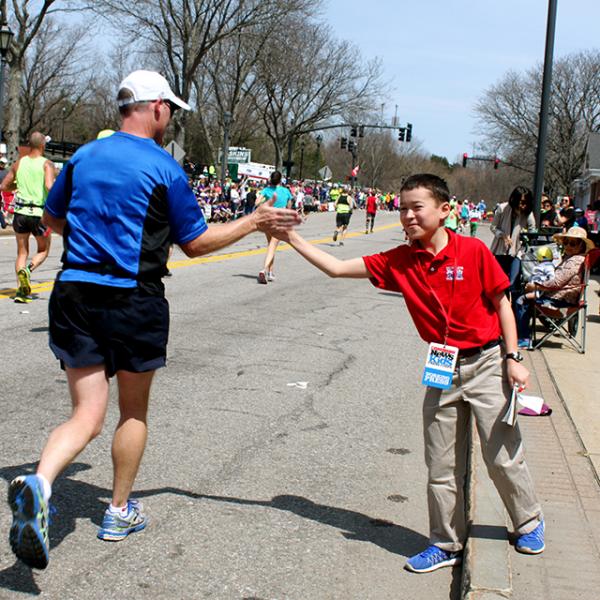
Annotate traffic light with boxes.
[462,153,468,168]
[350,125,358,137]
[398,127,406,142]
[358,125,365,138]
[348,140,356,152]
[494,157,500,170]
[406,123,412,142]
[340,137,347,150]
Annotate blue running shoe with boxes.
[515,520,545,554]
[8,475,50,569]
[405,545,462,573]
[97,499,147,541]
[518,338,531,349]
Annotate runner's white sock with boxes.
[36,473,52,502]
[109,503,129,516]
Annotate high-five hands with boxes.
[254,194,302,238]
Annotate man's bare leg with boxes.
[29,233,51,272]
[111,370,155,507]
[15,233,30,281]
[37,365,110,486]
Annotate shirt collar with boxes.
[409,228,457,262]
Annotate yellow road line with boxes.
[1,222,401,300]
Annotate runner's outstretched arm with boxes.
[284,229,370,279]
[180,197,300,258]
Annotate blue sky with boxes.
[325,0,598,162]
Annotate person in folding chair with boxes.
[515,226,596,349]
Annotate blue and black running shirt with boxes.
[45,132,207,292]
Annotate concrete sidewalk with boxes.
[463,275,600,599]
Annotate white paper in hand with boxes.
[502,385,519,426]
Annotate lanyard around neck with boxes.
[415,235,458,345]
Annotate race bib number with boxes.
[421,343,459,390]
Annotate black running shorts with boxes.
[13,213,47,236]
[336,212,351,227]
[49,281,169,377]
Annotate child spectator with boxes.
[515,245,556,306]
[282,173,544,573]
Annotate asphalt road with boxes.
[0,211,462,600]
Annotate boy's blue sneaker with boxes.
[97,499,147,541]
[515,520,545,554]
[8,475,50,569]
[405,545,462,573]
[518,338,531,349]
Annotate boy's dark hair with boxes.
[400,174,450,205]
[508,186,533,215]
[270,170,282,186]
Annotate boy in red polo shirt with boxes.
[282,173,544,573]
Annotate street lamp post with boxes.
[220,111,232,190]
[0,21,14,148]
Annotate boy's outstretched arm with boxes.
[285,230,371,279]
[492,292,530,389]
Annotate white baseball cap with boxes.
[117,70,191,111]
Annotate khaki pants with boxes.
[423,345,542,552]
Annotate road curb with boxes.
[461,418,512,599]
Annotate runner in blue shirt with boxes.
[7,70,300,570]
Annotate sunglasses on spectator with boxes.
[563,239,582,247]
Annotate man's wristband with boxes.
[504,351,524,363]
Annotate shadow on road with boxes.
[1,463,430,596]
[194,492,429,558]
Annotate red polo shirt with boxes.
[362,230,509,350]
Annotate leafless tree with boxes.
[87,0,316,147]
[1,0,78,158]
[20,18,91,138]
[252,19,382,170]
[475,50,600,196]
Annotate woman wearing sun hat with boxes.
[515,226,594,347]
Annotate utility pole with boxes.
[533,0,558,224]
[314,134,322,189]
[299,138,305,180]
[284,118,295,180]
[220,111,232,189]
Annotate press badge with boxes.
[421,343,459,390]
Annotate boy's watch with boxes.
[504,351,524,363]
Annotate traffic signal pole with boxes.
[532,0,558,224]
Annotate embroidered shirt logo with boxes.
[445,266,464,281]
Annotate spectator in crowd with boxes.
[557,195,575,231]
[540,195,557,227]
[515,226,594,347]
[489,186,536,294]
